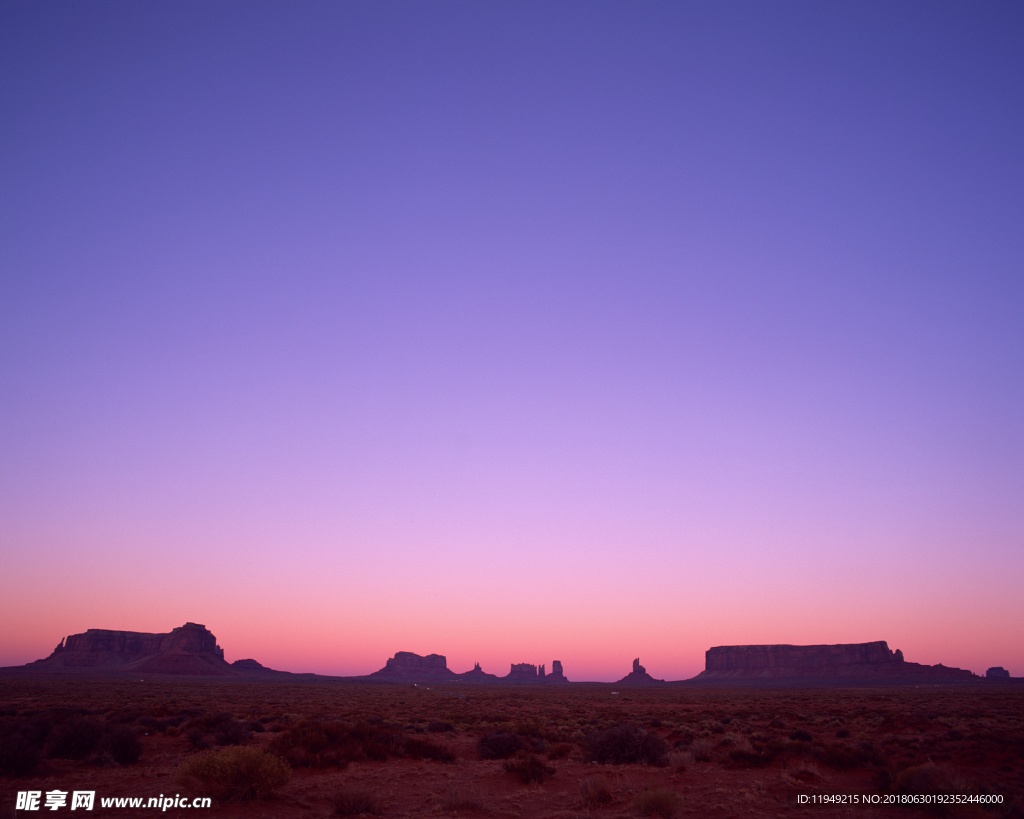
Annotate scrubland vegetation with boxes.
[0,678,1021,817]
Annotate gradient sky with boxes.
[1,2,1022,681]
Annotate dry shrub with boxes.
[331,787,383,816]
[503,751,555,784]
[405,736,455,763]
[818,741,883,771]
[268,720,365,769]
[0,723,44,776]
[585,723,669,766]
[213,719,251,746]
[271,719,448,768]
[634,786,681,818]
[893,761,973,797]
[46,718,104,760]
[728,747,773,768]
[186,728,213,750]
[177,746,290,801]
[438,783,486,811]
[428,721,454,733]
[579,776,613,808]
[478,731,525,760]
[98,725,142,765]
[548,741,573,760]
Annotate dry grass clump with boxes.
[331,787,383,816]
[437,783,486,811]
[787,758,820,781]
[503,750,556,784]
[177,746,290,801]
[579,776,613,808]
[690,739,714,762]
[634,786,681,818]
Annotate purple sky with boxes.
[1,2,1022,681]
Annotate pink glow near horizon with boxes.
[1,4,1022,682]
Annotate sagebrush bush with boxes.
[269,719,441,768]
[46,718,105,760]
[0,724,44,776]
[98,725,142,765]
[547,741,572,760]
[728,747,773,768]
[177,746,290,801]
[584,723,669,766]
[478,731,525,760]
[268,720,357,769]
[893,761,973,797]
[503,751,555,784]
[213,719,251,746]
[186,728,212,750]
[427,721,454,733]
[404,737,455,763]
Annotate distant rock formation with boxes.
[498,661,568,682]
[458,662,498,681]
[695,642,976,681]
[369,651,455,679]
[987,667,1011,678]
[506,662,539,680]
[27,623,235,676]
[231,658,273,673]
[616,658,665,685]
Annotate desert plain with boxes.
[1,677,1021,818]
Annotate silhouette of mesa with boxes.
[1,622,1013,686]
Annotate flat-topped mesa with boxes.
[506,662,539,680]
[706,641,899,673]
[698,642,975,680]
[369,652,454,679]
[987,667,1011,678]
[32,623,233,675]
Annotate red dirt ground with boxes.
[1,678,1020,818]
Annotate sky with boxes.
[1,2,1022,682]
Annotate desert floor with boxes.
[0,678,1021,818]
